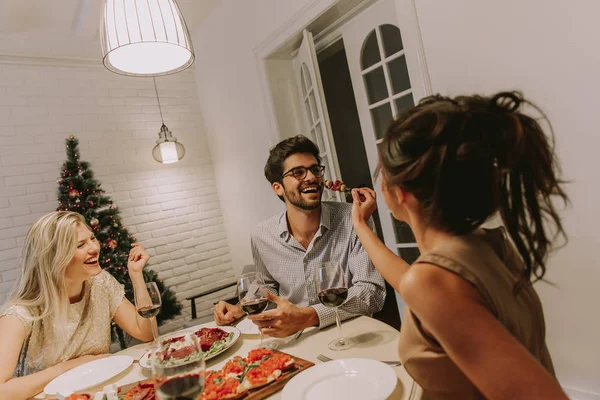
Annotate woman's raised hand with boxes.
[127,243,150,274]
[351,187,377,228]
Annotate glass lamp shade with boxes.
[152,124,185,164]
[100,0,195,76]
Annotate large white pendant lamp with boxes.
[100,0,195,76]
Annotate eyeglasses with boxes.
[281,164,325,181]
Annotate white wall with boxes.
[0,62,235,332]
[414,0,600,396]
[192,0,599,396]
[191,0,319,275]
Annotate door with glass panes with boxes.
[293,30,343,202]
[291,0,422,317]
[341,0,420,275]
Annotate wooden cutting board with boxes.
[244,351,314,400]
[53,351,314,400]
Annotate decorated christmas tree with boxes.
[57,136,182,348]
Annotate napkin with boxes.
[235,318,260,335]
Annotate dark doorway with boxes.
[318,40,401,330]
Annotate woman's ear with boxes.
[391,185,407,205]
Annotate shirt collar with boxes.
[277,202,332,239]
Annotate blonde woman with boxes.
[0,211,154,400]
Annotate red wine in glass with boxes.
[241,298,269,315]
[155,373,205,400]
[135,282,162,345]
[317,287,348,308]
[315,261,355,351]
[238,272,277,349]
[152,334,205,400]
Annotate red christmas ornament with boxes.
[68,188,79,198]
[107,238,118,249]
[88,201,94,207]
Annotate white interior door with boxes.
[292,30,342,201]
[341,0,424,317]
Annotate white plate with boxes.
[235,318,260,335]
[44,355,133,396]
[281,358,397,400]
[139,325,241,369]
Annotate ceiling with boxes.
[0,0,219,60]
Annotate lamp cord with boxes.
[153,77,165,124]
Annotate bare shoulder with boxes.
[399,263,484,312]
[0,304,32,332]
[0,313,27,342]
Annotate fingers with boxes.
[248,309,278,321]
[214,302,244,325]
[213,308,227,325]
[129,244,149,262]
[264,290,284,304]
[214,311,227,326]
[259,323,292,338]
[355,187,376,201]
[129,246,140,261]
[252,319,275,328]
[215,301,227,313]
[214,301,233,325]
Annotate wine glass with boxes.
[238,272,277,350]
[152,333,206,400]
[316,261,355,351]
[135,282,162,345]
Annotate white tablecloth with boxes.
[37,316,422,399]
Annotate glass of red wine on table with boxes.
[316,261,355,351]
[152,333,206,400]
[238,272,278,350]
[135,282,162,345]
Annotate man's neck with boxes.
[286,204,322,248]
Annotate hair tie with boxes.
[489,92,522,113]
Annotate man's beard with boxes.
[284,184,323,211]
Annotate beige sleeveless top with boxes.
[398,228,554,400]
[0,271,124,377]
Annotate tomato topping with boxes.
[246,348,273,363]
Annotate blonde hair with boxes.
[6,211,86,329]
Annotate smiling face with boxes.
[64,223,102,281]
[273,153,324,211]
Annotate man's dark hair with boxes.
[264,135,321,184]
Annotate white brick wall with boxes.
[0,60,236,333]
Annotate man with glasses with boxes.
[214,135,386,337]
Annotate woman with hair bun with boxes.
[352,92,569,399]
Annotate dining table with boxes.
[35,316,422,400]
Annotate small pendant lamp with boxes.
[151,78,185,164]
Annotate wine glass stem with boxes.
[334,308,344,339]
[259,330,264,346]
[150,316,159,345]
